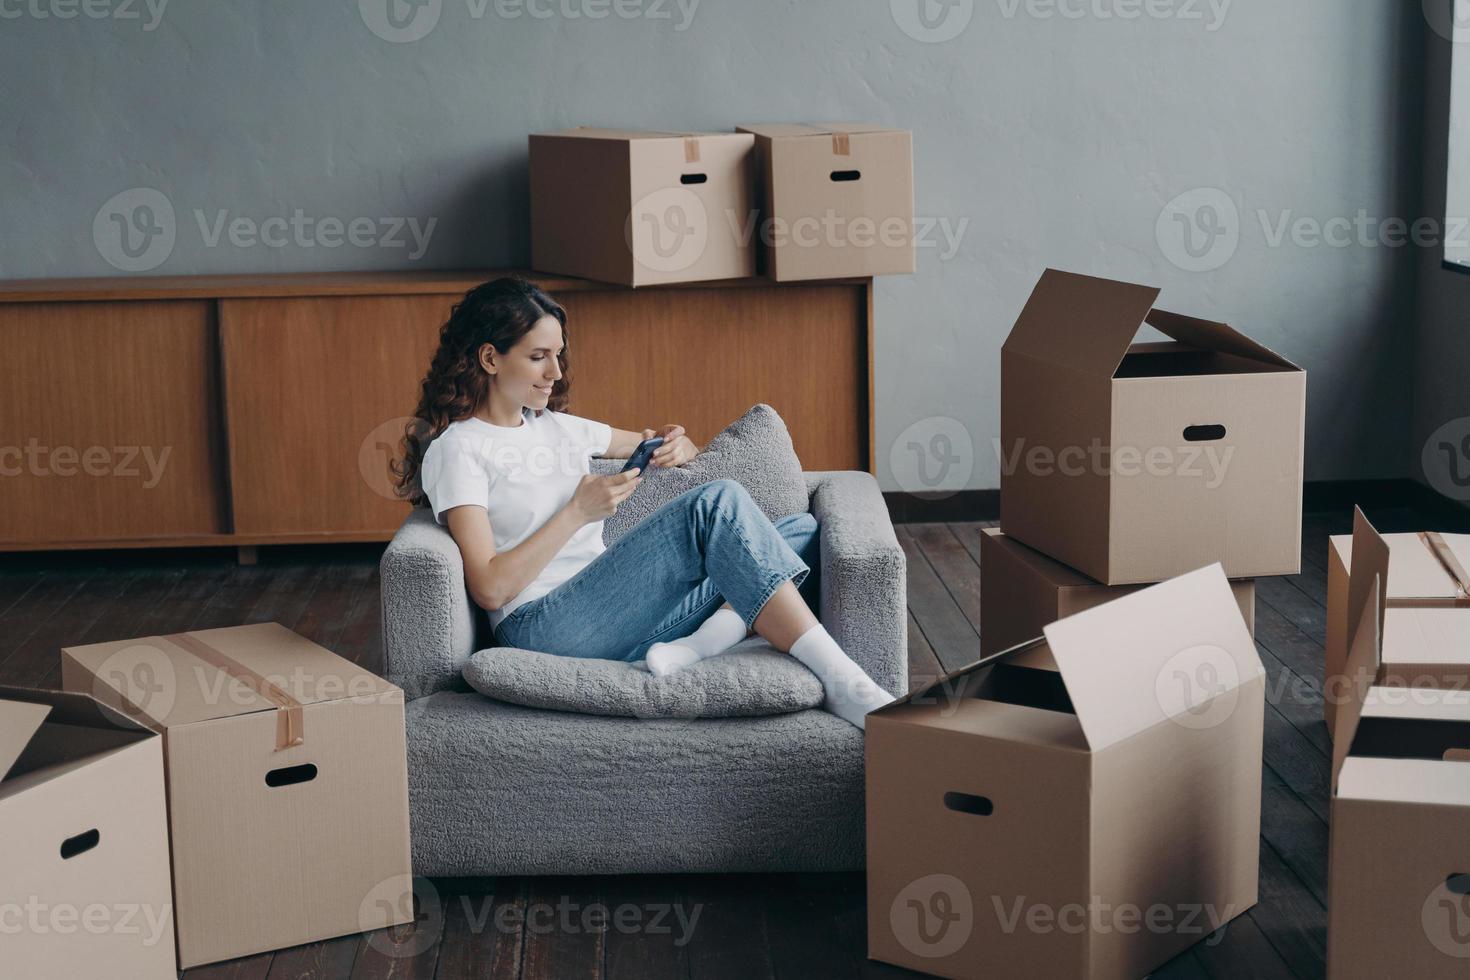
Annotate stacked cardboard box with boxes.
[868,267,1308,977]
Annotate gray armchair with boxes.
[380,471,907,876]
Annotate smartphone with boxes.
[621,436,664,473]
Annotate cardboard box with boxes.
[1323,507,1470,738]
[61,622,413,969]
[999,268,1306,585]
[529,128,755,287]
[867,565,1262,980]
[1327,571,1470,978]
[978,527,1256,656]
[736,123,914,281]
[1,685,177,979]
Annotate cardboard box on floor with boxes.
[736,123,914,281]
[61,622,413,969]
[1327,574,1470,978]
[1,685,177,979]
[999,268,1306,585]
[529,128,755,287]
[867,564,1262,980]
[978,527,1256,656]
[1323,506,1470,738]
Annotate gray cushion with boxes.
[593,403,808,545]
[462,637,824,718]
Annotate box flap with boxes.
[0,698,52,782]
[1348,508,1391,653]
[1002,269,1161,378]
[1332,577,1383,794]
[1143,308,1300,371]
[1041,564,1261,751]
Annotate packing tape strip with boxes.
[683,136,700,164]
[1421,531,1470,597]
[832,132,851,156]
[164,632,305,751]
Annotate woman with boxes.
[394,277,894,729]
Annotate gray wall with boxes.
[1413,19,1470,507]
[0,0,1427,492]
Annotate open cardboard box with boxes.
[1327,573,1470,978]
[867,564,1262,979]
[978,526,1255,656]
[736,123,914,281]
[999,269,1306,585]
[529,127,756,287]
[0,685,177,979]
[1323,506,1470,738]
[61,622,413,969]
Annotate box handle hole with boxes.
[680,173,707,185]
[60,828,100,859]
[942,792,993,816]
[830,170,862,183]
[1183,424,1227,443]
[265,763,318,788]
[1448,874,1470,896]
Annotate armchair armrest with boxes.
[380,508,480,700]
[804,471,909,696]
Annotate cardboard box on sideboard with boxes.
[978,526,1256,656]
[867,565,1262,980]
[0,685,177,979]
[998,268,1306,586]
[60,622,414,969]
[1326,574,1470,979]
[1323,506,1470,739]
[529,127,756,287]
[735,123,914,281]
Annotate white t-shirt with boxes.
[419,408,614,628]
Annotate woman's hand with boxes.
[567,469,641,524]
[643,425,699,468]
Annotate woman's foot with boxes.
[787,623,896,729]
[646,607,749,677]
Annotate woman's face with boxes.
[484,315,564,410]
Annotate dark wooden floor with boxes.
[0,504,1430,979]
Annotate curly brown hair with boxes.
[393,276,570,505]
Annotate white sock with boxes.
[787,624,895,730]
[646,608,749,677]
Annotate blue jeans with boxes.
[494,479,819,662]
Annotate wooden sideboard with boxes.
[0,270,874,554]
